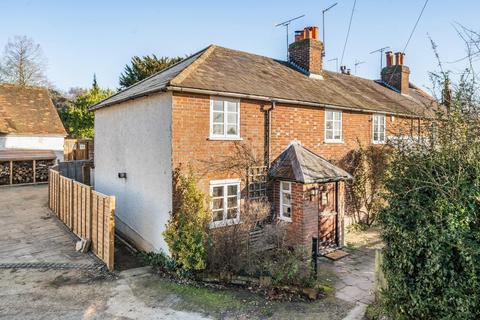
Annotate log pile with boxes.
[0,162,10,185]
[35,160,54,182]
[12,161,34,184]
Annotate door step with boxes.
[323,249,350,261]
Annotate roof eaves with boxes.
[89,46,211,111]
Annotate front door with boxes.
[318,182,338,249]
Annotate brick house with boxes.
[90,26,434,253]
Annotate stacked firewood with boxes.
[35,160,54,182]
[12,161,34,184]
[0,162,9,185]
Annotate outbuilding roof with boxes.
[269,142,353,184]
[91,45,435,117]
[0,84,66,135]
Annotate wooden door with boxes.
[318,182,338,249]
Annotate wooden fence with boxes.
[64,139,93,161]
[48,169,115,270]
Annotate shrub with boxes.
[378,73,480,318]
[343,142,390,226]
[163,167,209,272]
[140,251,177,272]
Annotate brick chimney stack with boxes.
[381,51,410,95]
[288,26,324,79]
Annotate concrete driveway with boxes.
[0,185,96,267]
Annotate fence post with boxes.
[107,196,116,271]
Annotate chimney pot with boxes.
[385,51,394,67]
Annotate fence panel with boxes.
[48,168,115,271]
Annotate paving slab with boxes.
[0,185,95,266]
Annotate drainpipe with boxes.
[264,100,275,167]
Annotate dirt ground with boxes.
[0,185,379,320]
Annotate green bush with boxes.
[163,167,209,272]
[141,251,177,272]
[378,78,480,318]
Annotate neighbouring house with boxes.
[90,26,435,254]
[0,84,66,185]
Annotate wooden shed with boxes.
[0,149,56,186]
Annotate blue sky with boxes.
[1,0,478,92]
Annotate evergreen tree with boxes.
[118,54,182,89]
[60,75,113,138]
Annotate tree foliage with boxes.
[378,66,480,318]
[118,54,183,89]
[60,75,113,138]
[163,167,209,272]
[0,35,48,86]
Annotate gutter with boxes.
[166,85,420,118]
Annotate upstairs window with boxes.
[373,114,386,144]
[279,181,292,221]
[210,97,240,139]
[325,110,342,142]
[210,179,241,228]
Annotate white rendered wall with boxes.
[0,135,64,161]
[94,93,173,253]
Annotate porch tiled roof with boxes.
[269,142,353,184]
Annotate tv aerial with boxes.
[275,14,305,60]
[370,46,390,71]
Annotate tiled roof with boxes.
[269,142,353,183]
[0,149,56,161]
[91,45,436,116]
[0,84,66,135]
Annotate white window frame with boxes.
[372,114,386,144]
[324,109,343,143]
[209,179,241,228]
[209,97,241,140]
[279,181,292,222]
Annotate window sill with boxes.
[209,218,240,229]
[208,137,243,141]
[278,216,292,223]
[324,140,344,144]
[372,141,386,145]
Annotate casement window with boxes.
[279,181,292,221]
[373,114,386,144]
[210,97,240,139]
[247,166,267,200]
[325,110,342,142]
[210,179,241,227]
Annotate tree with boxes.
[0,35,47,86]
[377,33,480,319]
[60,76,113,138]
[119,54,182,89]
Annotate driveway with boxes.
[0,185,96,267]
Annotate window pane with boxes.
[227,185,237,195]
[213,100,223,111]
[326,111,333,120]
[282,205,291,218]
[213,124,224,135]
[227,196,238,208]
[334,131,341,140]
[227,113,237,124]
[212,198,223,210]
[325,130,333,140]
[282,192,291,205]
[226,101,237,112]
[227,208,238,219]
[373,132,379,141]
[227,125,237,135]
[334,112,341,121]
[213,112,224,123]
[281,182,290,191]
[212,186,223,197]
[326,121,333,130]
[212,210,223,222]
